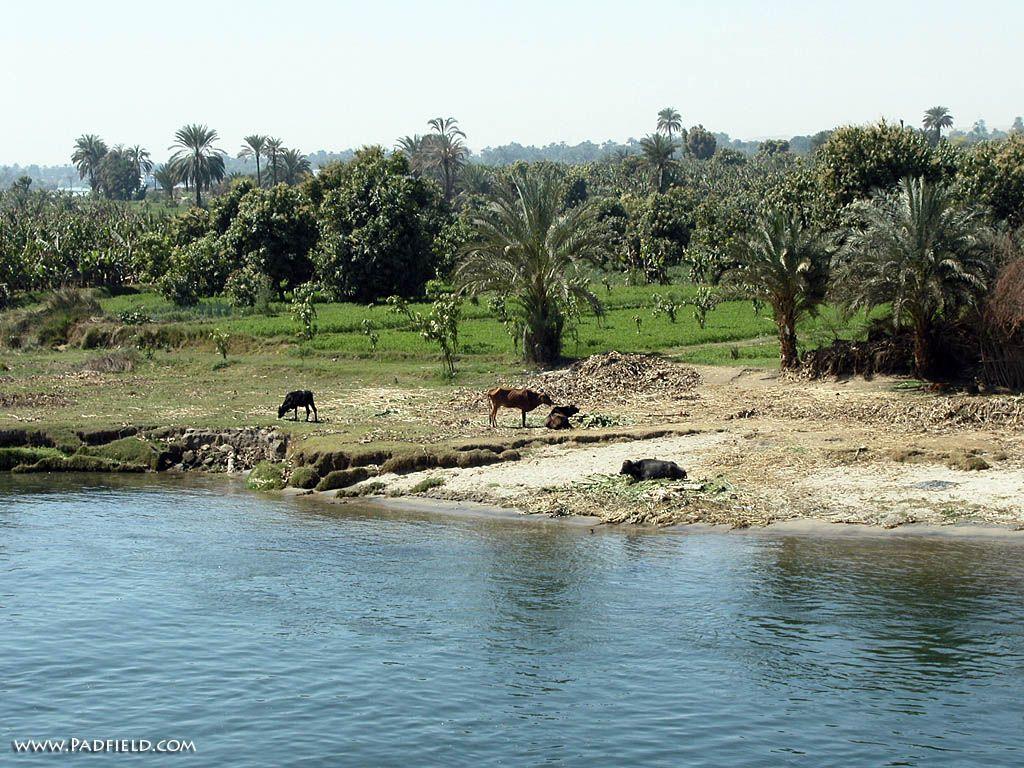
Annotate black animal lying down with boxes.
[620,459,687,482]
[545,405,580,430]
[278,390,319,422]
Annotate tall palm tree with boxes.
[922,106,954,145]
[238,134,268,187]
[153,164,178,204]
[639,133,676,192]
[727,209,830,369]
[168,124,226,206]
[657,107,682,142]
[835,177,991,377]
[426,117,468,202]
[71,134,108,193]
[125,145,152,191]
[281,148,312,184]
[456,167,606,366]
[265,137,285,185]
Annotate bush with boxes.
[0,446,63,471]
[225,263,274,309]
[158,236,230,306]
[287,466,320,489]
[79,437,160,470]
[315,467,372,492]
[246,461,285,491]
[409,476,445,493]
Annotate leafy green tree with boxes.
[657,107,682,142]
[426,117,468,202]
[455,167,606,366]
[727,208,830,369]
[169,124,226,206]
[815,121,942,211]
[1011,117,1024,135]
[71,134,108,193]
[758,139,790,156]
[219,184,318,295]
[622,188,697,283]
[922,106,954,145]
[834,177,992,377]
[97,148,139,200]
[639,133,676,192]
[957,134,1024,225]
[158,236,227,305]
[238,135,268,187]
[310,147,445,302]
[686,124,717,160]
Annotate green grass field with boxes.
[96,280,878,370]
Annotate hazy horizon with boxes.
[2,0,1022,166]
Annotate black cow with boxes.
[619,459,687,482]
[545,405,580,430]
[278,390,319,422]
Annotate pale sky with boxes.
[2,0,1021,166]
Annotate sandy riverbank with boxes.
[281,357,1024,532]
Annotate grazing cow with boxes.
[619,459,687,482]
[545,405,580,430]
[485,387,553,428]
[278,390,319,422]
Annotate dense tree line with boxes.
[2,108,1023,380]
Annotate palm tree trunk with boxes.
[912,320,933,379]
[196,182,202,207]
[777,309,799,369]
[256,156,262,188]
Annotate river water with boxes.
[2,474,1023,766]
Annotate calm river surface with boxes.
[2,474,1023,767]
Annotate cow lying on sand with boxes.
[486,387,553,428]
[278,390,319,422]
[620,459,687,482]
[545,405,580,430]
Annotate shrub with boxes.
[287,466,320,489]
[409,476,445,493]
[79,437,160,470]
[79,350,137,373]
[246,461,285,491]
[315,467,372,492]
[225,264,274,309]
[0,446,63,471]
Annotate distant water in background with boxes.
[3,474,1023,767]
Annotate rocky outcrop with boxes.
[145,427,288,472]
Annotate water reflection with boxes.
[2,474,1024,767]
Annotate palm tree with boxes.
[153,164,178,204]
[835,178,991,377]
[125,145,152,192]
[727,209,830,370]
[456,167,606,366]
[639,133,676,192]
[71,134,108,193]
[657,107,682,142]
[168,124,226,206]
[238,134,268,187]
[426,117,468,202]
[396,134,432,175]
[265,137,285,185]
[281,148,311,184]
[922,106,954,145]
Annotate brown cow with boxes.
[486,387,553,428]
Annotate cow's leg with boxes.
[304,404,310,422]
[489,402,498,427]
[293,407,299,421]
[311,403,319,423]
[521,409,527,428]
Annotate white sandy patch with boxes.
[373,431,733,501]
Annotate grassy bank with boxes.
[1,277,878,453]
